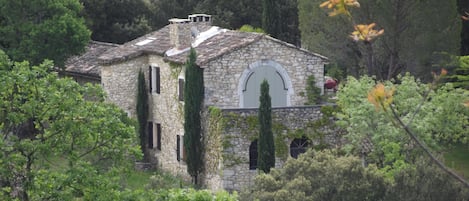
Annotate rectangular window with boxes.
[150,66,160,94]
[178,79,184,101]
[176,135,181,161]
[147,122,154,149]
[156,123,161,151]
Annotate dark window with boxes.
[290,137,309,159]
[148,122,154,149]
[249,140,258,170]
[156,123,161,150]
[176,135,181,161]
[178,78,184,101]
[150,66,160,94]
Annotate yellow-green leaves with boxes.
[351,23,384,42]
[367,83,394,111]
[320,0,360,16]
[320,0,384,42]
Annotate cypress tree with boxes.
[136,70,150,161]
[262,0,280,38]
[258,79,275,173]
[183,48,204,185]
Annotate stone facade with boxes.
[95,14,330,191]
[203,37,325,108]
[219,106,341,191]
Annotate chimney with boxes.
[169,14,212,49]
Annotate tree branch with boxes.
[390,105,469,189]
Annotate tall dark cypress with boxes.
[262,0,280,38]
[258,80,275,173]
[136,70,150,161]
[183,48,204,185]
[458,0,469,55]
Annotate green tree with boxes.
[0,0,90,67]
[305,75,322,105]
[336,74,468,177]
[458,0,469,55]
[258,80,275,173]
[299,0,461,80]
[137,70,150,161]
[80,0,152,44]
[385,159,469,201]
[183,48,204,185]
[0,51,141,200]
[243,150,469,201]
[244,150,387,201]
[262,0,281,39]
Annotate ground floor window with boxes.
[290,137,308,159]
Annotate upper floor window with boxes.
[178,78,184,101]
[149,66,160,94]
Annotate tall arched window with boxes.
[249,140,258,170]
[290,137,309,159]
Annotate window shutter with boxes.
[156,124,161,150]
[178,79,184,101]
[156,67,160,94]
[148,122,154,149]
[149,66,152,93]
[176,135,181,161]
[182,137,186,162]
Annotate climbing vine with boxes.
[204,106,225,177]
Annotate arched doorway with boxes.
[238,60,293,108]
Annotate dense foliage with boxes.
[336,74,469,177]
[299,0,460,80]
[80,0,152,44]
[183,48,205,185]
[262,0,281,39]
[137,70,150,161]
[243,150,469,201]
[258,80,275,173]
[0,51,140,200]
[0,0,90,67]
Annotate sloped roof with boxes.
[64,41,119,78]
[98,25,328,66]
[98,25,173,65]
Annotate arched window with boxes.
[249,140,258,170]
[290,137,309,159]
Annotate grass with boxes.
[124,169,192,190]
[444,143,469,179]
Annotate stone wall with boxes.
[203,37,325,108]
[148,56,189,179]
[219,106,340,191]
[101,55,190,179]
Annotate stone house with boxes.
[66,14,332,191]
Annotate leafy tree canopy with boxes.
[242,150,469,201]
[80,0,152,44]
[0,0,90,67]
[0,51,141,200]
[336,74,469,177]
